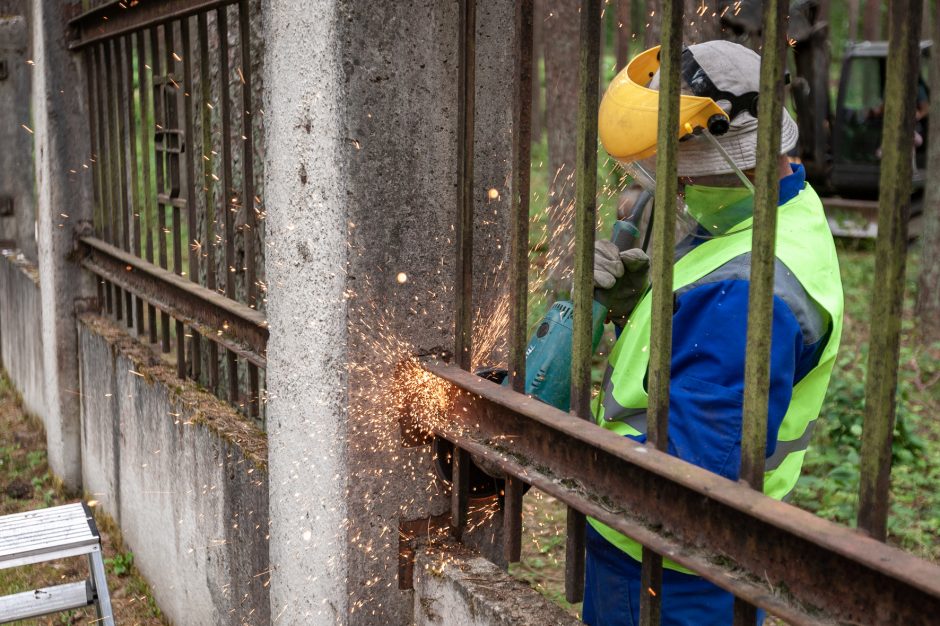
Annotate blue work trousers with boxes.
[583,525,765,626]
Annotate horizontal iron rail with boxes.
[418,360,940,626]
[79,236,267,367]
[69,0,237,50]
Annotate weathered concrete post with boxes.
[263,1,515,623]
[30,0,94,491]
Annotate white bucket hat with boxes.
[649,40,799,178]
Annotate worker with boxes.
[585,40,844,625]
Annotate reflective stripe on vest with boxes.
[588,183,844,572]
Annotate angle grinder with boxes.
[434,190,653,501]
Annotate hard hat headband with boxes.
[680,47,760,124]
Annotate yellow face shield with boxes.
[599,46,730,162]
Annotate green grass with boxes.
[789,242,940,559]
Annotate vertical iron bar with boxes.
[152,26,171,353]
[199,12,220,393]
[84,48,105,310]
[218,7,235,299]
[238,0,260,417]
[164,22,186,379]
[248,360,260,418]
[114,36,133,327]
[740,0,788,506]
[504,0,534,565]
[104,40,123,321]
[218,7,240,405]
[125,34,145,335]
[734,1,788,623]
[113,38,134,328]
[451,0,476,540]
[857,0,922,541]
[164,24,184,282]
[238,0,257,310]
[509,0,533,398]
[85,48,102,242]
[502,477,523,563]
[565,0,602,605]
[454,0,476,372]
[138,30,158,344]
[450,447,471,539]
[181,17,202,381]
[639,0,683,623]
[97,42,113,245]
[96,43,114,316]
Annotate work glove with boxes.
[593,240,650,324]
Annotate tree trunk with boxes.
[599,2,606,90]
[847,0,860,41]
[916,0,940,343]
[922,0,932,41]
[683,0,724,43]
[541,0,580,297]
[532,0,543,142]
[643,0,661,47]
[616,0,631,71]
[862,0,882,40]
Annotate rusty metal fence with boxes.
[69,0,266,424]
[420,0,940,624]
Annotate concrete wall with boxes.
[413,543,581,626]
[0,251,44,417]
[0,14,37,261]
[77,315,269,626]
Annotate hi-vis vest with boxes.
[588,183,844,571]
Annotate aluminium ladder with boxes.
[0,502,114,624]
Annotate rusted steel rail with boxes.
[69,0,237,49]
[419,360,940,626]
[79,237,267,367]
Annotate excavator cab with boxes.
[831,41,931,199]
[723,0,930,237]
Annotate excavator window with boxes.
[835,56,886,166]
[832,46,931,196]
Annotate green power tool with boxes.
[507,189,653,412]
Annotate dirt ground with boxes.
[0,372,165,626]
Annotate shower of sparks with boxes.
[65,36,631,611]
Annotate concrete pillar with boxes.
[263,1,515,623]
[30,0,94,491]
[0,11,36,260]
